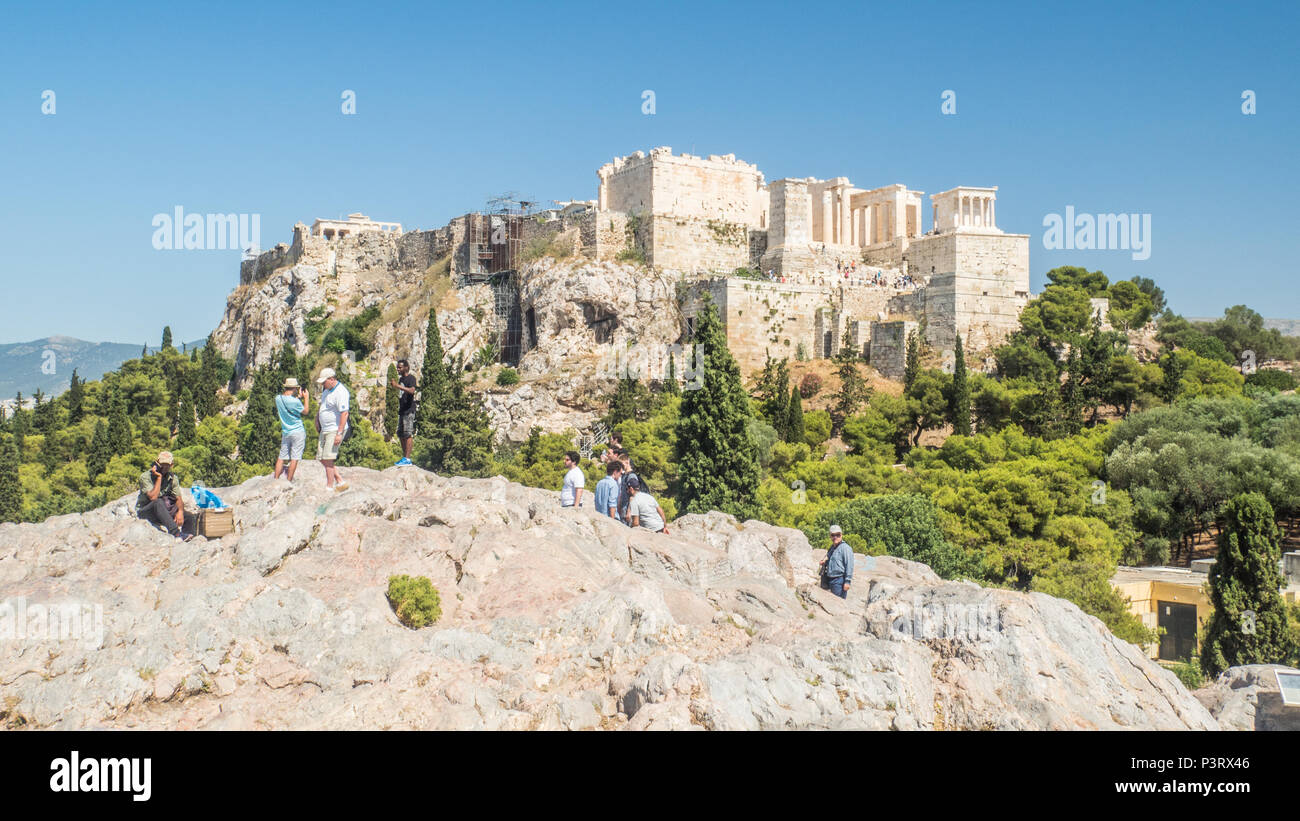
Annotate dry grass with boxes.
[380,254,454,326]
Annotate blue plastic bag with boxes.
[191,483,226,510]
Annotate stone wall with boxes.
[598,147,767,227]
[869,320,918,381]
[905,232,1030,351]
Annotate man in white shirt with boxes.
[626,476,669,534]
[315,368,351,492]
[560,451,585,508]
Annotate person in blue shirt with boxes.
[819,525,854,599]
[274,378,309,481]
[593,461,622,519]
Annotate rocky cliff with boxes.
[212,245,685,441]
[0,465,1234,730]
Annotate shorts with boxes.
[398,411,416,439]
[318,429,342,461]
[279,430,306,461]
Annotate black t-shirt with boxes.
[399,374,417,414]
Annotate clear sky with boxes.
[2,0,1297,345]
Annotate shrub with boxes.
[496,367,519,386]
[1246,368,1298,393]
[387,575,442,629]
[799,372,822,398]
[1169,657,1204,690]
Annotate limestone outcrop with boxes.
[1194,664,1300,731]
[0,465,1220,730]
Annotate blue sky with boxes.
[2,0,1297,344]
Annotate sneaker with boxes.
[334,482,350,493]
[395,457,412,466]
[180,533,195,543]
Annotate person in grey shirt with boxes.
[819,524,853,598]
[626,477,669,535]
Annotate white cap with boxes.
[316,368,337,384]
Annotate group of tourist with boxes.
[559,431,669,534]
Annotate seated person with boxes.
[625,476,669,535]
[136,451,196,541]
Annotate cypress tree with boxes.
[830,360,871,437]
[412,311,492,475]
[784,385,805,444]
[414,309,449,445]
[105,385,133,456]
[1201,493,1296,677]
[87,419,111,480]
[664,352,680,396]
[384,363,400,440]
[197,337,221,419]
[161,326,174,350]
[672,299,761,520]
[904,330,921,390]
[176,386,197,446]
[950,334,971,436]
[67,369,85,424]
[0,437,21,523]
[238,366,280,466]
[12,392,27,455]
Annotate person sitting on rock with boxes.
[819,525,853,599]
[625,476,669,534]
[136,451,196,541]
[594,460,622,519]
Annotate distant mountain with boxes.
[0,336,205,398]
[1187,317,1300,337]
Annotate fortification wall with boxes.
[869,320,918,381]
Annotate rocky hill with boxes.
[0,336,199,398]
[0,465,1241,730]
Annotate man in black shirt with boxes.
[391,359,418,466]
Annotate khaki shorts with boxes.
[318,430,342,461]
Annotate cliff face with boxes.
[213,234,686,440]
[0,465,1222,730]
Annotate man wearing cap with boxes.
[136,451,196,541]
[819,525,853,599]
[274,377,310,481]
[626,476,670,535]
[315,368,350,492]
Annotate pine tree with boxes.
[830,361,871,437]
[176,386,197,447]
[67,369,85,424]
[197,337,221,419]
[239,366,280,466]
[606,376,648,428]
[950,334,971,436]
[0,437,21,523]
[161,326,174,350]
[384,363,400,440]
[784,385,805,444]
[672,299,761,520]
[904,330,921,390]
[87,419,111,480]
[1201,493,1297,677]
[1056,346,1084,438]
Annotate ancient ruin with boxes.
[238,147,1032,382]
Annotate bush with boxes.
[799,373,822,398]
[803,410,831,449]
[1246,368,1298,393]
[386,575,442,629]
[1169,657,1204,690]
[496,368,520,386]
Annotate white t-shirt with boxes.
[318,383,351,432]
[560,466,585,506]
[628,492,664,531]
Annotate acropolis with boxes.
[242,147,1033,380]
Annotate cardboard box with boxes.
[198,508,234,539]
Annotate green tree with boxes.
[238,365,280,466]
[1106,280,1154,332]
[814,493,970,579]
[414,308,449,444]
[1201,493,1297,677]
[413,353,494,476]
[1046,265,1109,296]
[1129,276,1166,315]
[176,385,197,447]
[66,369,85,424]
[830,361,872,437]
[0,438,21,522]
[664,353,680,396]
[903,330,921,389]
[784,385,805,445]
[87,419,111,480]
[105,386,133,456]
[161,326,174,351]
[196,336,222,419]
[672,299,761,520]
[950,335,971,436]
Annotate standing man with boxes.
[626,477,669,535]
[274,377,309,481]
[391,359,417,466]
[560,451,585,508]
[593,460,622,519]
[136,451,196,541]
[615,448,638,524]
[819,525,854,599]
[316,368,350,492]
